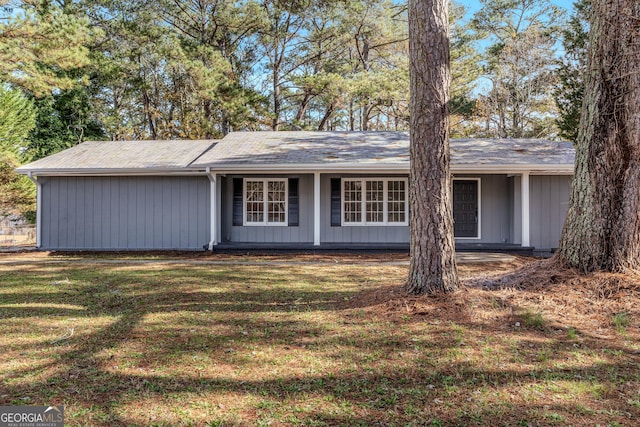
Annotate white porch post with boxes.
[216,176,222,245]
[207,168,217,250]
[521,171,530,247]
[27,173,41,248]
[314,172,321,246]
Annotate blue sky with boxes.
[456,0,580,94]
[460,0,577,15]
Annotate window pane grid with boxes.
[387,180,406,223]
[267,181,286,223]
[342,179,407,225]
[245,181,264,223]
[366,181,384,223]
[343,180,362,223]
[245,179,287,225]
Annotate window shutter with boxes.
[288,178,299,226]
[232,178,243,226]
[330,178,341,226]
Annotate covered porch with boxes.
[203,170,559,251]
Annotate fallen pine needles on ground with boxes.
[1,253,638,426]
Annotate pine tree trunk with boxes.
[349,99,355,131]
[406,0,459,294]
[273,75,281,131]
[317,103,334,131]
[294,92,312,123]
[556,0,640,272]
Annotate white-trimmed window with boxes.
[342,178,408,225]
[243,178,288,226]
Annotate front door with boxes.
[453,180,478,238]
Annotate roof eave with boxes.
[200,162,574,175]
[453,164,574,175]
[15,167,207,176]
[16,163,574,176]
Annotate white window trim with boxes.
[452,177,482,240]
[243,178,288,226]
[341,178,409,226]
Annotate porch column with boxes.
[314,172,321,246]
[521,172,530,247]
[27,173,41,248]
[207,168,217,250]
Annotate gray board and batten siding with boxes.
[218,173,411,245]
[220,174,314,244]
[320,174,409,244]
[36,173,570,251]
[454,174,512,245]
[40,176,210,250]
[530,175,572,251]
[221,173,521,246]
[319,174,516,246]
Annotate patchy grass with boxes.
[521,310,547,330]
[0,253,639,426]
[612,312,630,334]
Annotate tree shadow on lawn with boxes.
[3,332,638,426]
[0,264,366,314]
[0,261,639,426]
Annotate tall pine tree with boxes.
[556,0,640,272]
[406,0,459,294]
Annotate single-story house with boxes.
[16,131,574,252]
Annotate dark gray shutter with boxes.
[330,178,341,226]
[232,178,243,226]
[288,178,299,226]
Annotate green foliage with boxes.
[27,86,105,160]
[0,85,37,216]
[0,0,582,144]
[0,1,93,96]
[0,85,36,157]
[554,0,590,143]
[471,0,564,138]
[0,154,36,217]
[450,2,482,137]
[84,0,267,139]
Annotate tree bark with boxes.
[349,99,355,131]
[556,0,640,272]
[317,103,334,131]
[142,89,156,140]
[406,0,459,294]
[203,100,214,139]
[294,91,313,123]
[272,73,281,131]
[221,111,230,136]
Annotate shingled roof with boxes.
[17,131,575,175]
[16,140,217,174]
[192,131,575,172]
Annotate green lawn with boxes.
[0,254,638,426]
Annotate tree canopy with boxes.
[0,84,36,217]
[0,0,584,163]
